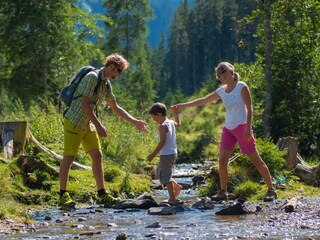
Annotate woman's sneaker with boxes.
[59,192,76,210]
[263,188,278,202]
[211,190,228,201]
[96,193,116,208]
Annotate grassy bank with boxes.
[0,101,319,223]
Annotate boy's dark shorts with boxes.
[155,154,176,185]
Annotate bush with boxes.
[104,165,124,182]
[235,138,286,181]
[233,181,261,199]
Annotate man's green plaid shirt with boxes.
[64,68,116,130]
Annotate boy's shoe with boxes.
[263,188,278,202]
[59,192,76,210]
[211,190,228,201]
[96,193,116,208]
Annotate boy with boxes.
[147,102,183,206]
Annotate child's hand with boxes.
[171,104,184,113]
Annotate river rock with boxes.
[148,206,176,215]
[116,232,128,240]
[191,197,215,210]
[192,176,206,186]
[112,199,158,209]
[146,222,161,228]
[215,200,258,215]
[172,204,192,213]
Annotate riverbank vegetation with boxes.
[1,95,320,223]
[0,0,319,223]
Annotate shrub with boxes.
[104,165,124,182]
[233,181,261,199]
[235,138,287,181]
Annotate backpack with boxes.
[60,66,102,107]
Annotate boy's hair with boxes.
[149,102,167,116]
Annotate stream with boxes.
[2,164,320,239]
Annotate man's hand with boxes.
[134,120,148,132]
[96,124,108,138]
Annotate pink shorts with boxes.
[220,124,257,154]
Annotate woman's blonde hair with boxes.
[215,62,240,82]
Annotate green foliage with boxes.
[0,98,28,121]
[104,165,124,182]
[233,181,260,199]
[0,163,31,220]
[236,138,287,180]
[102,0,155,112]
[26,169,53,190]
[174,95,224,163]
[162,88,187,107]
[101,113,156,167]
[28,104,64,146]
[198,178,219,198]
[199,138,287,197]
[234,62,265,137]
[252,0,320,158]
[155,0,258,100]
[0,0,110,111]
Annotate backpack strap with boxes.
[94,69,102,94]
[63,68,102,118]
[93,69,102,118]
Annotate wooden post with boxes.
[0,121,28,159]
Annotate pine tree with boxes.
[103,0,155,111]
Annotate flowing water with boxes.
[3,164,320,239]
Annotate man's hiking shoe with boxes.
[96,193,116,208]
[263,188,278,202]
[211,190,228,201]
[59,192,76,210]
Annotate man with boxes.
[59,53,148,209]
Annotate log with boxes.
[294,163,316,185]
[285,198,298,213]
[276,136,320,187]
[17,155,59,177]
[0,121,28,159]
[0,158,9,164]
[28,128,91,171]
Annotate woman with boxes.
[172,62,277,202]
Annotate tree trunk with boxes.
[276,136,320,186]
[0,121,28,159]
[276,136,299,170]
[262,0,272,137]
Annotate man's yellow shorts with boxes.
[63,118,100,156]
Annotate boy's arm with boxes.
[147,125,167,162]
[170,106,181,128]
